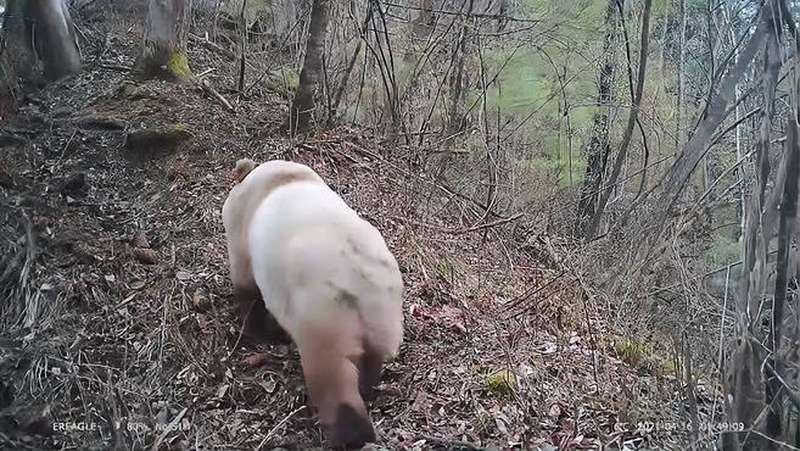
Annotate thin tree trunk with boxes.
[238,0,247,92]
[445,0,474,144]
[659,0,671,75]
[759,6,785,443]
[723,3,745,242]
[725,4,782,449]
[292,0,331,132]
[586,0,653,238]
[764,104,798,448]
[412,0,435,41]
[140,0,193,81]
[675,0,686,152]
[2,0,81,83]
[574,0,619,237]
[655,9,769,227]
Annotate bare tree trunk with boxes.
[655,8,769,228]
[725,4,782,449]
[139,0,193,81]
[586,0,653,239]
[412,0,435,41]
[445,0,474,146]
[292,0,331,132]
[761,9,788,443]
[659,0,671,75]
[574,0,618,238]
[675,0,686,152]
[330,4,373,126]
[238,0,247,92]
[765,100,799,447]
[2,0,81,83]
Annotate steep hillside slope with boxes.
[0,13,678,450]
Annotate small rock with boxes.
[175,271,192,281]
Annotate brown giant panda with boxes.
[222,158,404,448]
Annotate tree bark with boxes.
[292,0,331,132]
[655,9,769,229]
[2,0,81,82]
[445,0,474,145]
[725,3,782,449]
[585,0,653,239]
[675,0,686,152]
[139,0,193,81]
[764,101,798,447]
[574,0,618,238]
[412,0,435,41]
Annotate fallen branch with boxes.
[256,406,305,450]
[766,362,800,412]
[449,212,523,235]
[189,33,237,60]
[197,79,234,112]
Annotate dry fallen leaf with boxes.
[548,403,562,418]
[133,231,150,248]
[192,289,211,312]
[216,384,229,399]
[257,378,277,394]
[133,247,158,264]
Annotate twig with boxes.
[256,405,305,450]
[189,33,237,60]
[148,407,188,451]
[501,270,567,318]
[238,0,248,92]
[765,362,800,412]
[419,434,484,450]
[98,63,132,72]
[196,68,215,79]
[449,213,523,235]
[197,79,235,112]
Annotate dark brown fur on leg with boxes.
[331,404,376,449]
[233,285,291,344]
[357,349,383,403]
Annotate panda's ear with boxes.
[233,158,256,183]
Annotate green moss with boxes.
[486,369,516,395]
[166,50,193,81]
[264,66,299,97]
[615,337,648,368]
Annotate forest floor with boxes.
[0,10,692,451]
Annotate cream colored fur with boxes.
[222,159,403,446]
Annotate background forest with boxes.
[1,0,799,449]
